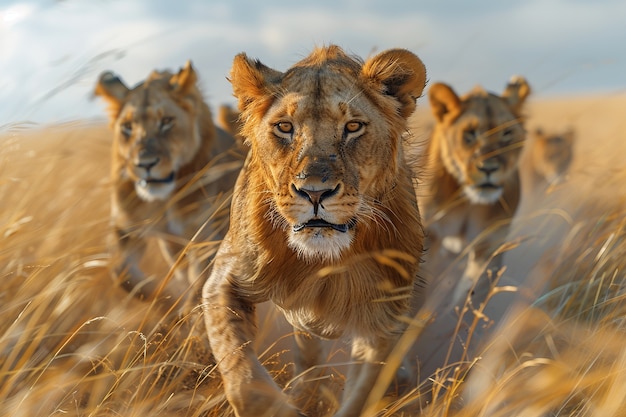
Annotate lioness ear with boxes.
[94,71,129,120]
[503,75,531,114]
[170,60,198,94]
[361,49,427,118]
[229,53,283,112]
[428,82,461,122]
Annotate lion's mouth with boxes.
[138,172,175,187]
[477,183,501,190]
[293,218,355,233]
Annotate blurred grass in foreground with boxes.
[0,96,625,417]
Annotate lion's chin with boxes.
[288,227,354,263]
[463,183,503,205]
[135,174,176,202]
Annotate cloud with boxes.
[0,0,624,127]
[0,2,36,26]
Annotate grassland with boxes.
[0,92,624,416]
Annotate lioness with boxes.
[418,77,531,305]
[202,45,427,417]
[95,61,244,310]
[529,127,575,186]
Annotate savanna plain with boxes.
[1,78,625,416]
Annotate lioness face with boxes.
[430,78,531,204]
[114,86,200,201]
[532,128,575,183]
[440,93,525,204]
[96,64,202,202]
[233,47,425,262]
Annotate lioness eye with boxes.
[502,128,513,142]
[463,129,477,146]
[344,121,363,134]
[275,121,293,134]
[160,116,175,132]
[121,121,133,137]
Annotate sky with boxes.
[1,0,625,128]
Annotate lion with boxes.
[94,61,245,311]
[202,45,427,417]
[417,76,531,306]
[528,126,575,186]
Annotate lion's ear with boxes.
[361,49,426,118]
[229,53,282,112]
[428,82,461,122]
[94,71,129,120]
[503,75,531,114]
[170,60,198,95]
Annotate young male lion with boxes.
[202,45,427,417]
[95,61,245,311]
[418,77,531,305]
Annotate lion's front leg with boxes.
[110,227,154,297]
[202,271,303,417]
[293,330,325,378]
[156,237,187,283]
[334,336,398,417]
[156,237,206,314]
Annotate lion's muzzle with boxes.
[133,151,175,186]
[291,183,340,216]
[290,182,355,235]
[132,151,177,201]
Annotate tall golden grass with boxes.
[0,91,625,416]
[0,122,227,416]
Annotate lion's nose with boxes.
[292,184,340,216]
[477,158,499,175]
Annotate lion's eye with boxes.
[275,121,293,134]
[159,116,175,133]
[121,121,133,137]
[344,121,364,134]
[501,127,515,143]
[463,129,477,146]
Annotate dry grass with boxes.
[0,122,228,416]
[1,92,625,416]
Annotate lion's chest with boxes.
[263,266,409,341]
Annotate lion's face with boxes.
[429,77,531,204]
[96,62,203,202]
[231,46,426,262]
[255,84,390,260]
